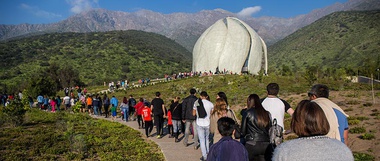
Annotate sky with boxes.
[0,0,349,25]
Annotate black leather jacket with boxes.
[241,108,271,142]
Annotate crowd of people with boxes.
[110,83,353,161]
[1,82,354,161]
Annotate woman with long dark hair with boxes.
[241,94,272,161]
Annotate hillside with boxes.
[0,30,192,88]
[268,10,380,76]
[1,0,379,51]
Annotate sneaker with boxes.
[156,135,161,139]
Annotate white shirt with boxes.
[262,97,286,128]
[63,96,70,104]
[193,99,214,127]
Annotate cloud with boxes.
[66,0,99,14]
[20,3,62,19]
[237,6,261,17]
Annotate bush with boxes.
[353,152,375,161]
[361,133,375,140]
[0,98,28,127]
[348,119,360,125]
[349,127,366,134]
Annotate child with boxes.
[142,102,153,137]
[50,96,56,112]
[167,108,174,138]
[111,104,117,121]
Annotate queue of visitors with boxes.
[1,82,354,161]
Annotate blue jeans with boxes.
[93,106,99,115]
[197,125,210,159]
[184,120,198,147]
[122,107,128,122]
[172,120,181,133]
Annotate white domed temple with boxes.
[192,17,268,75]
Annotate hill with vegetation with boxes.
[268,10,380,77]
[0,30,192,92]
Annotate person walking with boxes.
[56,96,61,111]
[93,94,100,116]
[193,91,214,161]
[50,96,56,113]
[120,97,129,122]
[210,98,237,144]
[103,94,110,118]
[170,96,182,142]
[86,94,93,114]
[151,92,166,139]
[241,94,272,161]
[182,88,199,148]
[63,94,70,111]
[128,95,137,121]
[134,98,145,129]
[142,102,153,137]
[37,94,44,109]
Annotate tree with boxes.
[303,66,318,86]
[26,75,57,98]
[58,66,82,88]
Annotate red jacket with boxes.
[167,111,172,125]
[134,101,144,115]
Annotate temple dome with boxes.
[192,17,267,75]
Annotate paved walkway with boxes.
[91,116,202,161]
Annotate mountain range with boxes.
[1,0,379,51]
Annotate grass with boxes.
[0,109,164,161]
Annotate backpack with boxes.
[269,118,283,147]
[195,99,207,118]
[130,98,136,107]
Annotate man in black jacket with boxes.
[182,88,198,149]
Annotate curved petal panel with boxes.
[193,17,267,75]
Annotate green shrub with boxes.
[356,116,369,121]
[353,152,375,161]
[344,107,353,112]
[0,109,164,160]
[0,98,28,127]
[348,119,360,125]
[361,133,375,140]
[349,127,366,134]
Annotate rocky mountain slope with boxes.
[1,0,379,51]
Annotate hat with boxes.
[144,102,150,106]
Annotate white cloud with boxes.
[66,0,99,14]
[237,6,261,17]
[20,3,62,19]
